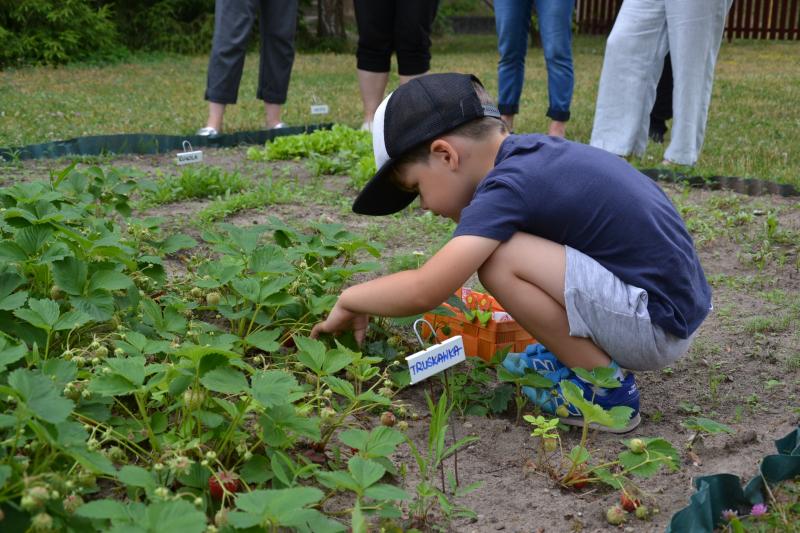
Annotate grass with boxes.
[0,34,798,185]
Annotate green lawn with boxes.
[0,34,798,185]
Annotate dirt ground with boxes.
[2,147,798,532]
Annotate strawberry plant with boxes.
[0,161,462,531]
[518,367,681,520]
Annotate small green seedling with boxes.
[682,416,734,450]
[524,415,561,465]
[496,366,555,424]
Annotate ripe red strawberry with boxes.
[563,471,588,489]
[208,471,240,500]
[620,492,641,512]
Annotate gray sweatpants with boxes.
[590,0,733,166]
[204,0,297,105]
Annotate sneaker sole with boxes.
[558,413,641,434]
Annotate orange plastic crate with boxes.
[422,289,535,362]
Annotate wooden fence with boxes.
[574,0,800,40]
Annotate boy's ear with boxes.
[430,139,459,171]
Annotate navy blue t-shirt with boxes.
[453,134,711,339]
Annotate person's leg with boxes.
[494,0,534,131]
[534,0,575,138]
[258,0,297,128]
[663,0,733,165]
[394,0,438,79]
[590,0,668,157]
[355,0,394,127]
[649,53,673,143]
[477,233,612,370]
[203,0,258,132]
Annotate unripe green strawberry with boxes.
[62,494,84,514]
[628,438,646,454]
[320,407,336,420]
[94,345,108,358]
[556,405,570,418]
[30,512,53,532]
[397,421,409,431]
[606,505,627,525]
[27,486,50,506]
[50,285,63,300]
[20,495,39,512]
[190,287,203,298]
[105,446,126,463]
[183,388,205,410]
[206,292,221,306]
[635,505,650,520]
[214,508,229,527]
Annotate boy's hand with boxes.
[310,302,369,345]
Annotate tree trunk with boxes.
[317,0,345,40]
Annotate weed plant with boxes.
[138,166,250,207]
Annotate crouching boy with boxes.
[311,73,711,432]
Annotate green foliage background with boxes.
[0,0,490,67]
[0,0,122,67]
[0,0,217,67]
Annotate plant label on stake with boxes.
[406,335,465,385]
[310,94,329,115]
[409,318,464,491]
[176,140,203,165]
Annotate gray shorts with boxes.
[564,246,693,371]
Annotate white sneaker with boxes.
[196,127,219,136]
[269,122,288,130]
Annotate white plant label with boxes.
[406,335,465,384]
[176,150,203,165]
[310,104,330,115]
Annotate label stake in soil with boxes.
[410,318,465,491]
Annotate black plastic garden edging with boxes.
[638,168,799,197]
[1,132,797,198]
[666,425,800,532]
[0,124,332,162]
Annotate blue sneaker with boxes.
[503,343,571,382]
[525,343,568,373]
[502,344,574,415]
[538,370,641,433]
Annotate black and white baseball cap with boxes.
[352,73,501,216]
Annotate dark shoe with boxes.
[649,120,667,143]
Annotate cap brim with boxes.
[352,158,418,216]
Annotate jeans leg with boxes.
[663,0,732,165]
[257,0,297,104]
[495,0,534,116]
[534,0,575,121]
[205,0,258,104]
[590,0,668,157]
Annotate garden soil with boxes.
[2,148,798,532]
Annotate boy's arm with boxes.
[311,235,500,342]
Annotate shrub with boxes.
[0,0,122,67]
[108,0,216,55]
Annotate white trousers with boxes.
[590,0,733,165]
